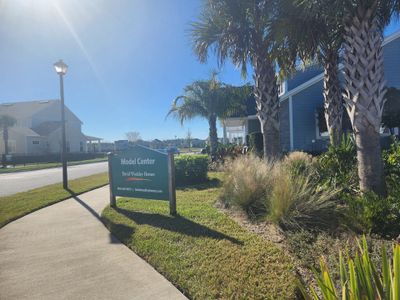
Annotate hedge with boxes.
[175,154,208,186]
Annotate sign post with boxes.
[168,152,176,216]
[108,145,176,215]
[107,152,116,208]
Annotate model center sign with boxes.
[110,146,170,200]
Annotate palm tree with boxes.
[342,0,399,196]
[167,75,250,158]
[191,0,289,160]
[0,114,17,166]
[273,0,345,146]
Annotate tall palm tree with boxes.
[167,75,250,158]
[342,0,399,196]
[0,114,17,165]
[191,0,289,160]
[273,0,345,146]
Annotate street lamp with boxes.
[54,59,68,189]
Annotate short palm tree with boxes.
[273,0,345,146]
[167,75,250,158]
[342,0,399,196]
[191,0,289,160]
[0,114,17,165]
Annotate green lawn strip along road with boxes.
[0,157,107,174]
[0,172,108,228]
[102,173,296,299]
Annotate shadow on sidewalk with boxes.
[114,207,243,245]
[66,188,123,244]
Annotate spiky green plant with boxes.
[299,236,400,300]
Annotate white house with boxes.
[0,99,95,155]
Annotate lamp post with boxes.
[54,59,68,189]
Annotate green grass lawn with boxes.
[102,173,296,299]
[0,172,109,227]
[0,157,107,174]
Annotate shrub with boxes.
[175,154,208,186]
[247,132,263,156]
[317,134,357,192]
[298,236,399,300]
[204,143,246,163]
[383,137,400,189]
[347,192,400,238]
[219,155,272,217]
[268,169,340,231]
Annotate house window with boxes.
[32,140,40,145]
[80,141,84,152]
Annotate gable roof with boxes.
[32,121,61,136]
[0,99,83,124]
[9,127,40,137]
[0,100,59,120]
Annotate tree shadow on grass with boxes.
[114,207,243,245]
[176,177,222,191]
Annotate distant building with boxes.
[114,140,129,151]
[0,99,99,155]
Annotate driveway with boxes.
[0,186,187,300]
[0,162,108,196]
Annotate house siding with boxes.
[248,119,261,133]
[280,100,291,152]
[292,80,324,151]
[383,37,400,89]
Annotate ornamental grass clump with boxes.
[299,236,400,300]
[282,151,316,177]
[267,167,340,231]
[219,154,273,217]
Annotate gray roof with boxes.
[0,100,82,124]
[32,121,61,136]
[9,127,40,137]
[0,100,60,120]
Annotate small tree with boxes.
[0,114,17,166]
[125,131,141,143]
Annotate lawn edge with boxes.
[0,182,109,229]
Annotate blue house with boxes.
[222,30,400,152]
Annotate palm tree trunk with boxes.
[3,126,8,156]
[323,49,343,146]
[253,56,280,160]
[208,114,218,159]
[343,3,387,196]
[2,126,8,168]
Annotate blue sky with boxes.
[0,0,399,142]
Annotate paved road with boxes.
[0,186,187,300]
[0,162,108,197]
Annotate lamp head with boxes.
[54,59,68,75]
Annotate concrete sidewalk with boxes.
[0,186,187,300]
